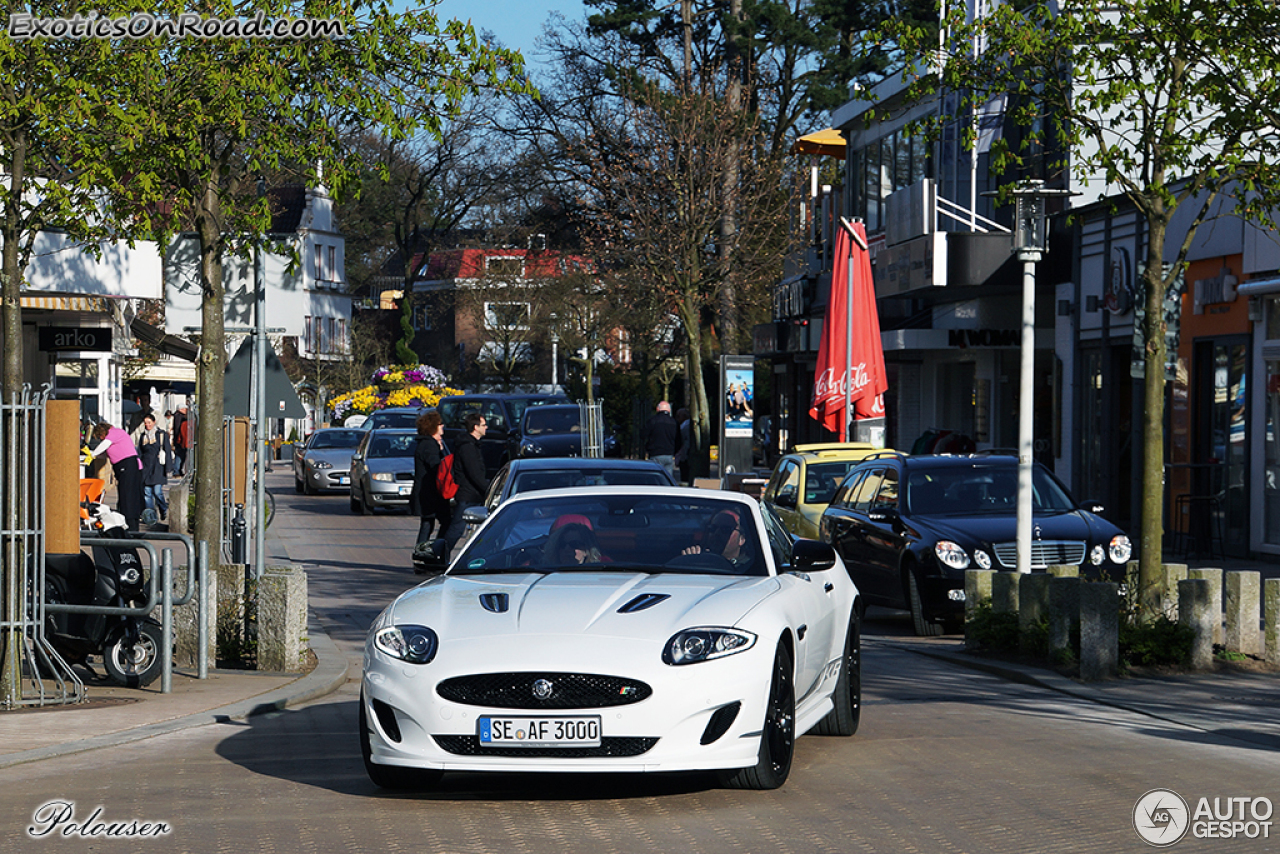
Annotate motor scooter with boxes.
[42,504,165,687]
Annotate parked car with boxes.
[293,427,365,494]
[360,486,862,791]
[479,457,677,515]
[363,406,432,431]
[438,392,567,477]
[819,452,1133,636]
[761,443,890,540]
[349,428,418,515]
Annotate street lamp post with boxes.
[1007,181,1073,573]
[253,178,267,581]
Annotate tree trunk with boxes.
[193,178,226,563]
[2,130,27,399]
[718,0,744,355]
[1138,220,1169,623]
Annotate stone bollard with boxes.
[992,572,1020,614]
[258,564,309,672]
[1019,573,1052,654]
[1048,576,1081,659]
[1189,568,1223,645]
[1225,571,1262,655]
[965,569,994,621]
[1079,582,1120,681]
[1047,564,1080,578]
[1178,578,1214,671]
[1160,563,1188,618]
[1266,579,1280,665]
[169,478,190,536]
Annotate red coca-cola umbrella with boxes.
[809,219,886,441]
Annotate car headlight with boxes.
[520,442,542,456]
[1108,535,1132,564]
[311,460,333,470]
[934,540,971,570]
[373,625,438,664]
[372,472,394,482]
[973,549,992,570]
[663,628,756,665]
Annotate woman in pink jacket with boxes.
[90,421,145,530]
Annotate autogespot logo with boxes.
[1134,789,1191,847]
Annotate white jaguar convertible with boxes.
[360,486,862,791]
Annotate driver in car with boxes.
[682,509,753,570]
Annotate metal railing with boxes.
[580,401,605,458]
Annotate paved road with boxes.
[4,474,1277,853]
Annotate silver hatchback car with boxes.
[349,429,418,515]
[294,428,365,494]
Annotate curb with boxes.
[0,615,350,769]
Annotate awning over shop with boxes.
[791,128,846,158]
[20,294,109,312]
[131,317,200,362]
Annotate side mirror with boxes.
[792,539,836,572]
[351,453,363,461]
[1081,500,1105,515]
[462,506,489,525]
[776,489,797,509]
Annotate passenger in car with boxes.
[545,514,608,565]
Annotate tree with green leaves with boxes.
[886,0,1280,618]
[105,0,532,563]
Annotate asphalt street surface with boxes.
[3,471,1277,853]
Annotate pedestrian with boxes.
[674,407,692,485]
[171,403,190,477]
[88,420,145,531]
[440,411,489,557]
[126,393,152,434]
[133,413,172,523]
[410,409,450,567]
[641,400,681,480]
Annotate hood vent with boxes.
[479,593,510,613]
[617,593,670,614]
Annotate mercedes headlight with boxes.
[934,540,971,570]
[1108,535,1132,564]
[663,628,756,665]
[372,472,394,482]
[373,625,438,664]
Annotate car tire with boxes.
[359,490,372,515]
[302,475,314,496]
[359,693,441,791]
[814,610,861,736]
[294,475,304,494]
[350,490,362,514]
[103,620,165,688]
[720,643,795,790]
[906,565,943,637]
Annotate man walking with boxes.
[171,403,190,477]
[642,401,681,480]
[440,411,489,557]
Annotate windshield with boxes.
[804,460,862,504]
[906,464,1077,515]
[453,494,766,577]
[511,469,669,495]
[310,430,362,450]
[365,433,417,458]
[524,408,580,435]
[367,411,420,430]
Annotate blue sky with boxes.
[430,1,586,69]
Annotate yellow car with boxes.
[761,443,893,540]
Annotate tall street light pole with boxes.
[254,178,267,581]
[1008,181,1074,573]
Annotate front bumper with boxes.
[367,482,413,506]
[309,469,351,491]
[361,634,770,774]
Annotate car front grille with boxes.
[433,735,659,757]
[992,541,1086,569]
[437,672,653,709]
